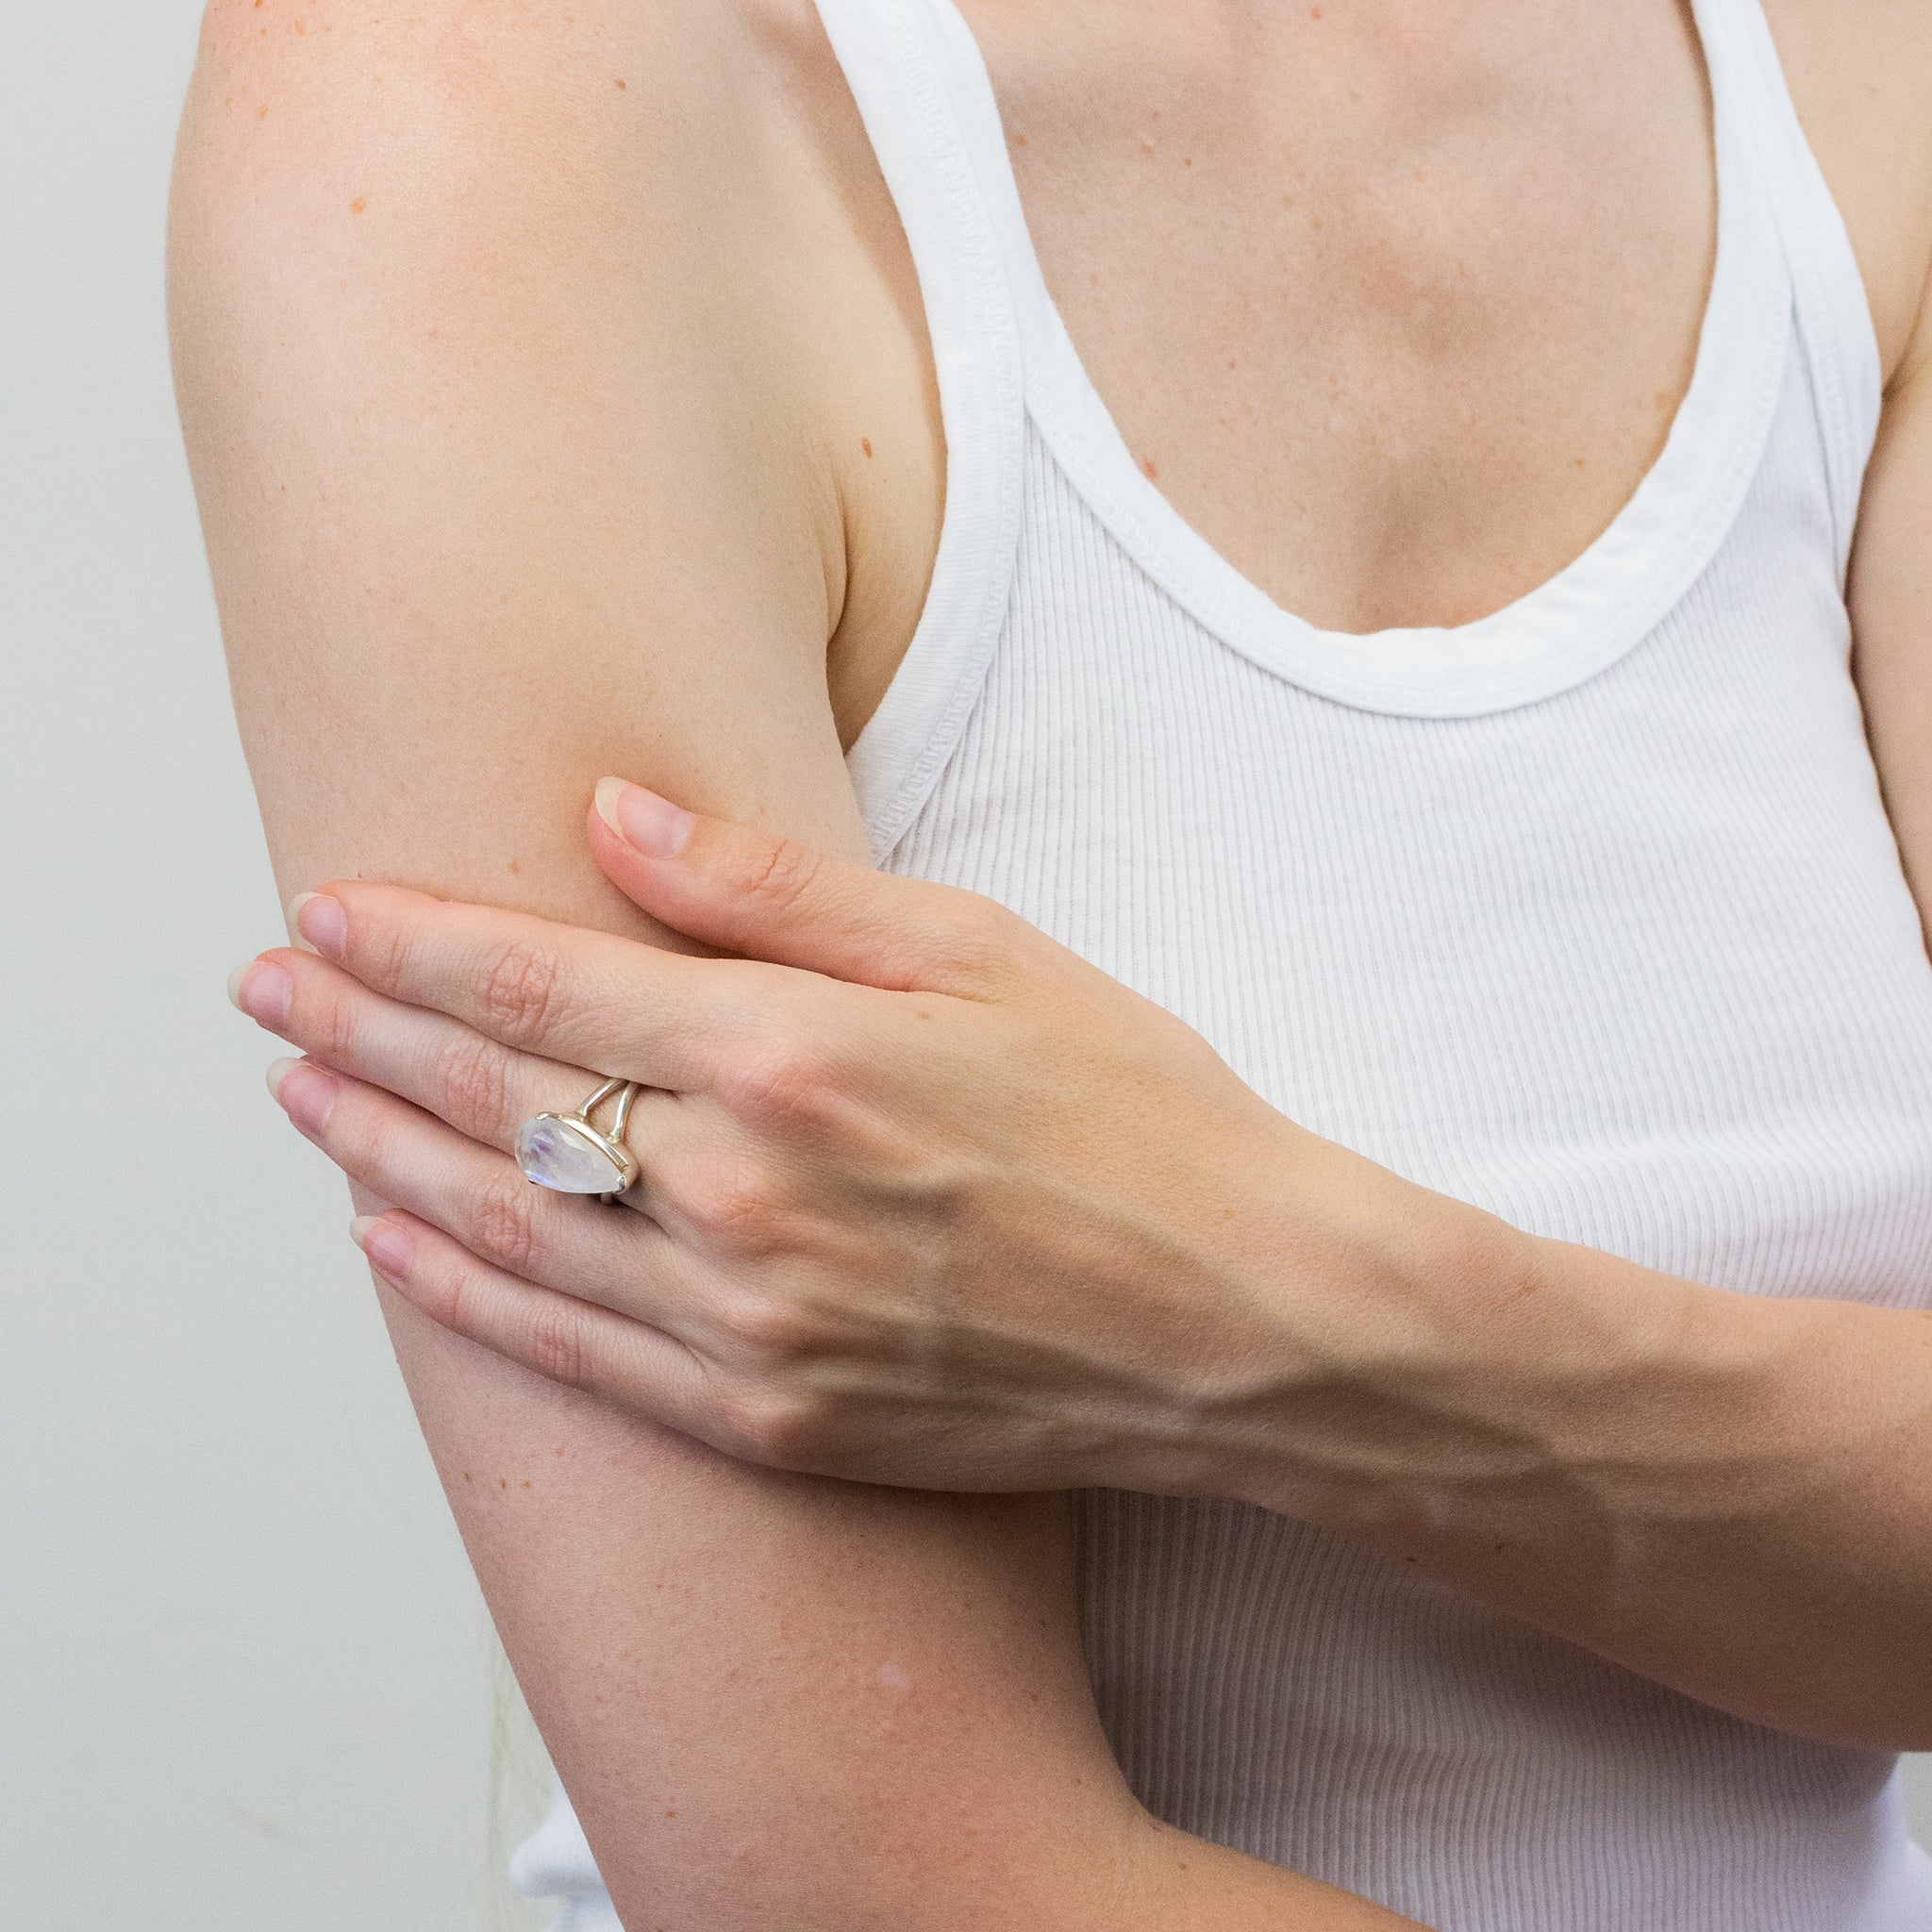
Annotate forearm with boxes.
[1232,1165,1932,1748]
[1479,1243,1932,1747]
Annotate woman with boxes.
[171,0,1932,1925]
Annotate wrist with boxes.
[1219,1150,1706,1546]
[1199,1122,1535,1518]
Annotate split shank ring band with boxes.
[515,1076,641,1204]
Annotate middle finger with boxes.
[237,945,650,1156]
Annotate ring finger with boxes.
[266,1050,712,1345]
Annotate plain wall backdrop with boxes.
[3,5,1926,1928]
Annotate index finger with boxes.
[291,879,762,1088]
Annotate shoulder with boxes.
[172,0,944,758]
[1761,0,1932,385]
[183,0,797,140]
[171,0,822,626]
[173,0,942,678]
[174,0,817,321]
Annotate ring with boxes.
[515,1076,641,1204]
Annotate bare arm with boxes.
[1856,291,1932,932]
[169,2,1413,1924]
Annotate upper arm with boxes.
[1847,68,1932,939]
[1854,347,1932,933]
[168,5,1130,1923]
[1790,0,1932,929]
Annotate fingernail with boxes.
[595,777,694,858]
[272,1058,337,1135]
[229,959,293,1032]
[289,891,347,961]
[351,1212,414,1278]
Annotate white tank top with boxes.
[514,0,1932,1924]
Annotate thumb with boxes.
[588,777,1020,995]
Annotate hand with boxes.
[231,779,1491,1498]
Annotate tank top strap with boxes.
[812,0,1028,857]
[1692,0,1883,579]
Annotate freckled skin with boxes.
[967,0,1729,630]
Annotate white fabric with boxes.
[519,1,1932,1924]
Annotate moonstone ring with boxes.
[514,1076,641,1203]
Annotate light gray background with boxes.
[4,5,554,1928]
[3,5,1926,1928]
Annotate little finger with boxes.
[352,1208,717,1431]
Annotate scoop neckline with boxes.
[928,0,1793,719]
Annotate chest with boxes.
[888,384,1932,1307]
[959,0,1716,634]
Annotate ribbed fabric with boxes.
[517,1,1932,1924]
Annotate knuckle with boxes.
[366,914,417,995]
[939,893,1026,989]
[436,1032,514,1141]
[425,1250,478,1337]
[310,988,360,1069]
[736,836,823,914]
[686,1167,785,1256]
[960,892,1022,957]
[711,1289,816,1367]
[525,1299,590,1391]
[469,1167,546,1277]
[477,938,569,1045]
[719,1029,838,1130]
[713,1378,820,1468]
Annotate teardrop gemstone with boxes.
[515,1115,627,1194]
